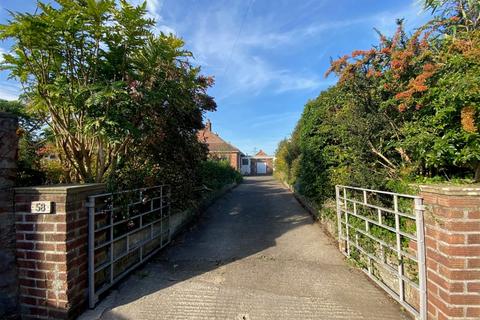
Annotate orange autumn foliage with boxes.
[461,106,478,133]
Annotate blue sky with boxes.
[0,0,432,155]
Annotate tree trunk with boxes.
[474,162,480,183]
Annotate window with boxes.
[241,158,249,165]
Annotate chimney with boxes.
[205,119,212,132]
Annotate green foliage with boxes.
[424,0,480,31]
[274,0,480,286]
[0,99,45,185]
[0,1,218,208]
[275,85,391,206]
[0,0,216,188]
[275,1,480,229]
[398,31,480,179]
[274,138,300,185]
[276,14,480,213]
[199,160,243,191]
[274,5,478,284]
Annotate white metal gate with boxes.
[87,185,171,308]
[335,185,426,320]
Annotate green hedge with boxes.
[199,160,243,190]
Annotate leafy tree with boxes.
[0,0,216,185]
[274,138,300,185]
[0,99,45,185]
[424,0,480,30]
[275,0,480,211]
[326,15,480,181]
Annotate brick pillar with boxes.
[0,112,19,318]
[420,185,480,320]
[14,184,105,319]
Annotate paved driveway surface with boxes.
[91,176,408,320]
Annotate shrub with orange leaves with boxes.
[281,2,480,204]
[323,16,480,181]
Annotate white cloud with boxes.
[0,82,21,101]
[182,4,326,99]
[275,75,335,94]
[175,0,428,99]
[0,48,21,100]
[145,0,176,34]
[249,111,299,129]
[145,0,163,19]
[157,24,175,34]
[128,0,176,34]
[272,1,427,41]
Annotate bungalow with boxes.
[197,120,244,170]
[240,150,274,176]
[197,120,275,175]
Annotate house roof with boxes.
[197,120,242,153]
[252,149,274,159]
[255,149,269,157]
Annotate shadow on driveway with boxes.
[83,176,409,320]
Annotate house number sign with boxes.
[31,201,53,214]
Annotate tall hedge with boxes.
[275,0,480,207]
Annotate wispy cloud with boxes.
[164,0,428,100]
[177,3,326,99]
[370,0,427,36]
[130,0,175,34]
[0,47,20,100]
[269,0,427,42]
[275,76,335,94]
[0,81,21,101]
[249,111,300,129]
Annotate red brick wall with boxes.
[250,158,274,175]
[14,184,105,319]
[420,185,480,320]
[229,152,239,170]
[265,158,274,175]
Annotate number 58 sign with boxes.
[31,201,53,214]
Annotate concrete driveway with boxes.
[89,176,409,320]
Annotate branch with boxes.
[368,140,397,170]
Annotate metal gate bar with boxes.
[335,185,426,320]
[87,185,171,308]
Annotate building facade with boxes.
[240,150,274,176]
[198,121,274,175]
[197,120,244,170]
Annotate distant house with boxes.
[240,150,274,176]
[197,120,244,170]
[37,143,59,161]
[197,120,274,175]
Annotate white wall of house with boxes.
[240,157,251,175]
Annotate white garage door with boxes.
[256,161,267,174]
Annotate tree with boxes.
[424,0,480,30]
[276,0,480,207]
[0,0,216,184]
[326,16,480,181]
[0,99,45,185]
